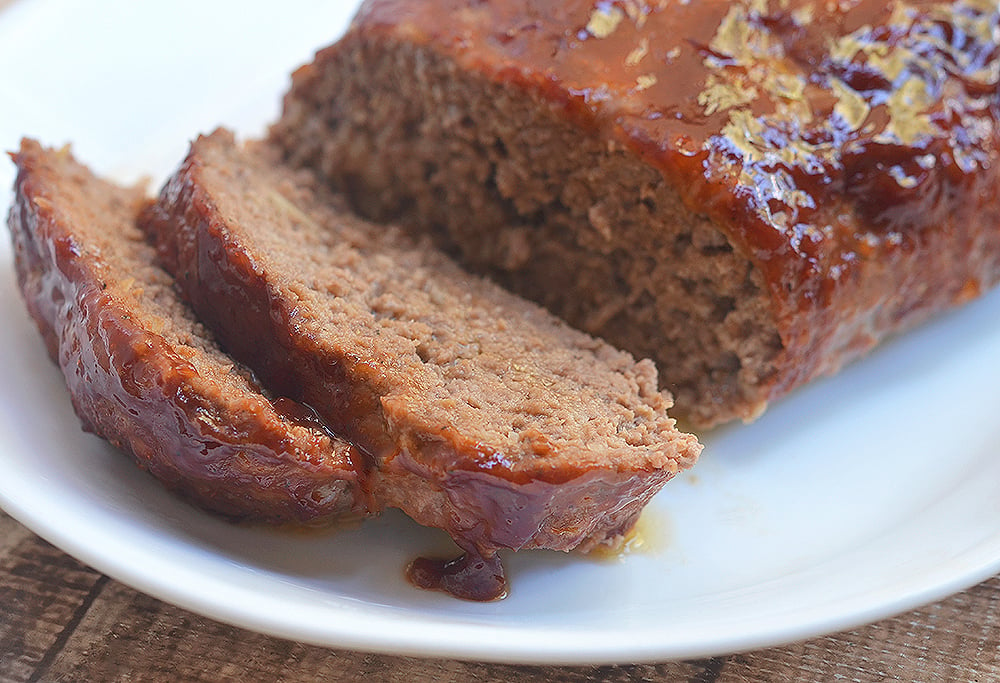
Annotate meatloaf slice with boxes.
[271,0,1000,428]
[140,129,700,595]
[7,139,366,524]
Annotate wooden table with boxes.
[3,0,999,679]
[1,509,998,682]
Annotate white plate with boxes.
[3,0,1000,665]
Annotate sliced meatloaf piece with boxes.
[140,129,701,596]
[7,139,366,525]
[271,0,1000,428]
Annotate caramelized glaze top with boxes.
[351,0,1000,394]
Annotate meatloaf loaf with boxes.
[7,139,366,524]
[140,129,700,597]
[272,0,1000,427]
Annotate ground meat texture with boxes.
[7,140,365,525]
[271,0,1000,428]
[140,130,700,584]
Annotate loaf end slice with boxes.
[140,130,701,591]
[7,139,366,525]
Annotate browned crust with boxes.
[277,0,1000,427]
[140,130,699,555]
[7,140,365,525]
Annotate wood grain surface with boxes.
[1,510,998,682]
[3,0,999,679]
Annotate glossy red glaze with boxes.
[407,552,507,602]
[348,0,1000,403]
[139,133,685,590]
[8,142,366,525]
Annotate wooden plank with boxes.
[718,577,1000,683]
[0,513,106,683]
[6,507,1000,682]
[0,511,711,682]
[0,513,33,557]
[36,579,712,682]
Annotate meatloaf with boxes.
[140,129,700,598]
[7,139,366,525]
[271,0,1000,428]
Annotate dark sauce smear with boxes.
[406,552,508,602]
